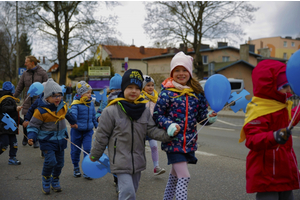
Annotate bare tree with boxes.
[21,1,119,85]
[143,1,259,79]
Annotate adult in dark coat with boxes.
[14,55,48,147]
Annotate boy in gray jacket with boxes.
[90,69,180,200]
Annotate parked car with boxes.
[200,78,244,94]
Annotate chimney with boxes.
[140,46,145,54]
[240,44,250,62]
[43,56,45,64]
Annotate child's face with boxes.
[172,66,190,86]
[279,85,292,94]
[46,93,62,106]
[124,84,141,102]
[82,90,92,99]
[143,82,154,94]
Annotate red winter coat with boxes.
[243,60,300,193]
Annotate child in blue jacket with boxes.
[27,78,77,195]
[70,81,98,179]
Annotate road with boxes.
[0,115,299,200]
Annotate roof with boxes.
[142,46,262,60]
[103,45,167,60]
[47,63,73,73]
[203,60,255,72]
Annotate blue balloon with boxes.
[204,74,231,112]
[286,49,300,96]
[82,153,110,179]
[27,82,44,97]
[61,85,66,94]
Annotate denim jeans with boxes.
[66,93,72,105]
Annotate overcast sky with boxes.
[33,1,300,66]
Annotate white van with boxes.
[200,78,244,94]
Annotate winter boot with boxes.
[73,167,81,177]
[8,157,21,165]
[42,176,51,195]
[51,176,62,192]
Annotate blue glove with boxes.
[207,111,217,123]
[167,123,178,137]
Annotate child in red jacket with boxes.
[241,60,300,200]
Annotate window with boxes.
[283,53,287,59]
[292,42,295,47]
[283,41,287,47]
[222,56,230,62]
[202,55,208,64]
[121,63,125,71]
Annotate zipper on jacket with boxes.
[131,121,135,174]
[113,138,117,164]
[183,94,188,153]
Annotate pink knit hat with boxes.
[170,51,193,77]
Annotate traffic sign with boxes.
[18,68,26,76]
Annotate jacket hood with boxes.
[252,60,290,103]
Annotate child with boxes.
[141,75,166,176]
[0,81,23,165]
[27,78,77,195]
[96,73,122,122]
[90,69,180,200]
[70,81,98,179]
[95,73,122,193]
[152,52,217,200]
[240,60,300,200]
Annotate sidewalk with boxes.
[208,108,245,118]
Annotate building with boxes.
[143,43,263,96]
[248,36,300,60]
[47,63,73,86]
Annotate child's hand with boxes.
[71,124,78,129]
[207,111,218,123]
[90,155,97,162]
[173,125,181,136]
[23,121,29,128]
[17,106,23,112]
[208,111,217,117]
[28,139,34,146]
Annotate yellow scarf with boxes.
[0,95,20,104]
[166,88,198,100]
[141,90,158,103]
[107,95,148,107]
[41,104,68,124]
[239,96,293,143]
[71,96,91,107]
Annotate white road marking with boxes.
[216,119,242,127]
[195,151,217,156]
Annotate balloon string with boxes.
[194,96,242,127]
[186,119,209,147]
[288,101,300,129]
[64,138,108,168]
[20,95,30,107]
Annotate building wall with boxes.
[218,63,254,97]
[111,60,147,76]
[249,36,300,59]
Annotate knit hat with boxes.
[2,81,14,93]
[110,73,122,90]
[44,78,62,99]
[170,51,193,77]
[121,69,144,91]
[143,75,154,89]
[76,81,92,96]
[277,71,289,90]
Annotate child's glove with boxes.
[206,111,217,124]
[167,123,179,137]
[273,128,291,144]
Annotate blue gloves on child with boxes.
[207,111,217,124]
[273,127,292,144]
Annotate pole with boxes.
[16,1,19,82]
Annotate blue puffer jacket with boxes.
[153,79,209,153]
[70,94,98,131]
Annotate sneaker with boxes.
[154,166,166,176]
[8,157,21,165]
[22,136,27,146]
[83,173,92,180]
[116,183,120,194]
[33,140,40,148]
[73,167,81,177]
[51,176,62,192]
[42,176,51,195]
